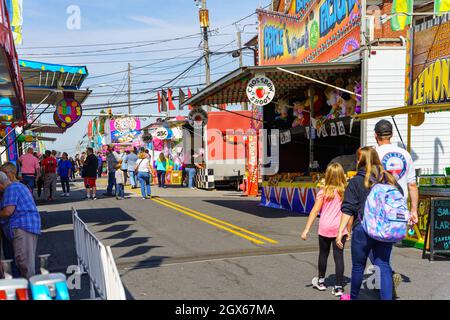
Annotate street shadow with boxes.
[104,230,137,240]
[119,246,163,259]
[122,255,171,271]
[98,224,132,233]
[41,207,137,230]
[204,199,304,218]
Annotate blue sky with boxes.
[18,0,271,154]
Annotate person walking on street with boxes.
[18,147,40,194]
[69,157,76,181]
[97,152,104,178]
[0,171,41,279]
[336,147,414,300]
[121,150,129,186]
[104,146,120,197]
[301,163,350,297]
[135,152,153,199]
[373,119,419,296]
[374,120,419,229]
[115,164,125,200]
[127,148,139,189]
[156,153,167,188]
[42,150,58,201]
[82,148,99,200]
[58,152,73,197]
[37,154,45,200]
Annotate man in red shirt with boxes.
[42,150,58,201]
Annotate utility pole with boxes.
[199,0,211,111]
[236,26,243,68]
[128,63,131,114]
[235,24,248,111]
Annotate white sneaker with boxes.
[60,193,66,197]
[66,193,70,197]
[332,286,344,297]
[312,277,326,291]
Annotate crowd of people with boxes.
[301,120,419,300]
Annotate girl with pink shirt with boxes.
[301,163,349,297]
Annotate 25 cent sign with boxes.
[246,75,275,106]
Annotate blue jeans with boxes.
[137,172,151,197]
[61,177,70,194]
[157,170,166,187]
[351,223,394,300]
[22,175,36,192]
[116,183,125,198]
[106,171,116,195]
[129,171,137,187]
[185,168,196,188]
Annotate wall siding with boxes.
[365,47,450,173]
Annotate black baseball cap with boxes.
[374,119,393,136]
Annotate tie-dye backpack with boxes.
[361,183,410,242]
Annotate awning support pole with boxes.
[391,116,406,150]
[407,114,412,153]
[276,67,362,98]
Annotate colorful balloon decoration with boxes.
[54,98,83,130]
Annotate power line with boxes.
[18,32,233,50]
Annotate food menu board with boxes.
[422,198,450,261]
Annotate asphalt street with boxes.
[37,178,450,300]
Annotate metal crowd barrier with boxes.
[72,208,126,300]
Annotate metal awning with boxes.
[182,62,360,108]
[27,123,66,134]
[20,60,88,89]
[25,87,92,105]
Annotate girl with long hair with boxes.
[301,163,350,297]
[336,146,400,300]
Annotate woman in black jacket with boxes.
[336,147,400,300]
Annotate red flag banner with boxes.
[157,91,161,113]
[188,88,193,110]
[167,88,176,111]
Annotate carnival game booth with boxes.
[183,63,362,202]
[143,117,185,186]
[0,1,26,164]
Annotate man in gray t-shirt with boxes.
[126,149,139,188]
[104,146,121,196]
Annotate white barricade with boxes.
[72,208,126,300]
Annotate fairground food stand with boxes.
[354,13,450,250]
[142,118,185,186]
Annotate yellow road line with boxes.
[151,197,266,245]
[154,197,279,245]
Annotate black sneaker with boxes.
[92,196,97,200]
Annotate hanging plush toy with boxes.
[304,88,326,119]
[324,87,341,120]
[354,82,362,114]
[275,99,290,121]
[292,101,309,127]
